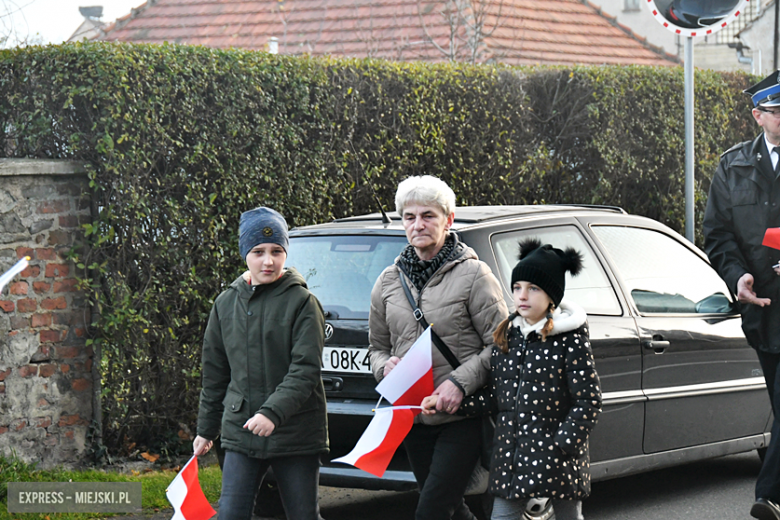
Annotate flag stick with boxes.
[0,257,30,295]
[372,405,424,412]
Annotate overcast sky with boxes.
[2,0,143,45]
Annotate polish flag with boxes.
[0,257,29,295]
[375,326,435,407]
[166,456,216,520]
[764,228,780,250]
[333,327,435,477]
[332,407,415,477]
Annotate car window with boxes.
[491,225,621,316]
[591,226,734,314]
[287,235,407,319]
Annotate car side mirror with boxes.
[694,293,735,314]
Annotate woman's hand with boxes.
[383,356,401,377]
[421,395,438,415]
[193,435,213,456]
[244,413,276,437]
[433,380,463,414]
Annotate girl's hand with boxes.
[244,413,276,437]
[421,395,438,415]
[193,435,213,456]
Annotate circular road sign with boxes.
[646,0,751,37]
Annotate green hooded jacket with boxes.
[197,267,328,458]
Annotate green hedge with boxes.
[0,42,758,457]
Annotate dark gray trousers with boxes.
[403,417,482,520]
[218,450,321,520]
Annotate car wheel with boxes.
[758,447,768,463]
[524,497,553,520]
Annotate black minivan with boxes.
[284,205,770,520]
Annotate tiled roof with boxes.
[101,0,678,66]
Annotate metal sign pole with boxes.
[684,36,694,242]
[646,0,750,243]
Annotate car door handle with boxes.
[642,339,670,353]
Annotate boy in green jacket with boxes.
[193,207,328,520]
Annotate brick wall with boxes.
[0,158,93,467]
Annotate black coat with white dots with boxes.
[488,301,602,501]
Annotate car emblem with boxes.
[324,323,334,341]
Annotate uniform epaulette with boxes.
[721,140,751,158]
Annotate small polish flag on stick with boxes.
[333,327,435,477]
[166,456,216,520]
[0,257,29,295]
[763,228,780,250]
[332,407,416,477]
[375,326,435,407]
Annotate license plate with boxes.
[322,347,372,374]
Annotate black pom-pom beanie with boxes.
[511,238,583,307]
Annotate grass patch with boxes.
[0,455,221,520]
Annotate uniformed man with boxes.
[703,70,780,520]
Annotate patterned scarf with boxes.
[397,233,457,291]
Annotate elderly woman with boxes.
[368,175,508,520]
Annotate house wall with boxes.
[593,0,681,57]
[694,43,753,73]
[0,159,94,467]
[739,1,779,76]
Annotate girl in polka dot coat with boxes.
[488,239,602,520]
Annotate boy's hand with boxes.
[244,413,276,437]
[193,435,213,456]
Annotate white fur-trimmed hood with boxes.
[511,299,587,338]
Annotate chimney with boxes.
[78,6,103,19]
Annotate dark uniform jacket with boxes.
[197,268,329,458]
[703,134,780,353]
[488,302,601,501]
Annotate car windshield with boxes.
[287,235,407,319]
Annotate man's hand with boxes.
[433,379,464,414]
[193,435,213,456]
[383,356,401,377]
[244,413,276,437]
[737,273,771,307]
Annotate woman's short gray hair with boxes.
[395,175,456,216]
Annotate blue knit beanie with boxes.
[239,207,289,259]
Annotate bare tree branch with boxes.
[351,0,383,58]
[0,0,41,48]
[417,0,507,63]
